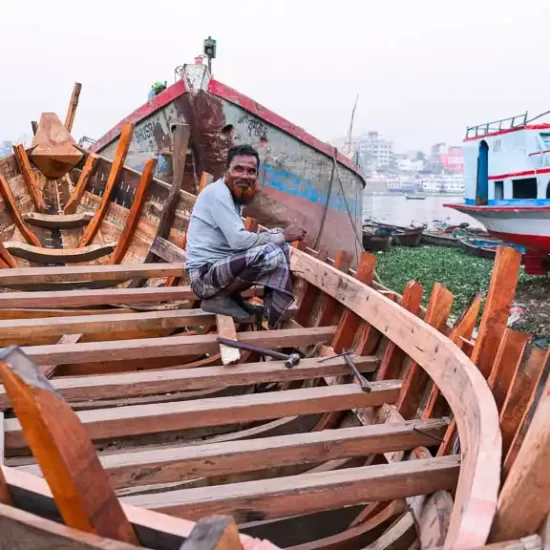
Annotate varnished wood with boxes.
[65,82,82,132]
[12,143,46,212]
[0,173,41,247]
[111,157,158,264]
[0,347,139,543]
[4,242,116,264]
[23,211,93,229]
[79,123,134,247]
[64,154,99,215]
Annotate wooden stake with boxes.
[64,154,99,215]
[12,143,46,213]
[65,82,82,133]
[0,174,41,247]
[111,157,157,264]
[79,123,134,247]
[216,315,241,366]
[0,346,139,544]
[179,515,243,550]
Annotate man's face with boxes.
[225,154,258,203]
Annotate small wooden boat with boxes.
[0,97,548,549]
[362,229,392,252]
[422,230,462,248]
[405,194,426,200]
[459,236,525,261]
[369,222,426,247]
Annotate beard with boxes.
[226,178,258,204]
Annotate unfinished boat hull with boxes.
[90,65,365,265]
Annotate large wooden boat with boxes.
[0,105,549,550]
[87,58,366,266]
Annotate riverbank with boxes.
[374,245,550,338]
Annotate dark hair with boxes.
[226,144,260,169]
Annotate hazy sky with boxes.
[1,0,549,151]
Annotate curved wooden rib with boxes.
[4,242,116,264]
[289,248,501,550]
[64,154,98,215]
[12,144,46,212]
[23,211,93,229]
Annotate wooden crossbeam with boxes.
[4,382,401,450]
[21,326,336,366]
[64,154,99,215]
[0,355,378,409]
[0,173,41,247]
[0,263,185,287]
[111,157,158,264]
[12,143,47,212]
[124,455,460,522]
[0,346,139,543]
[0,308,214,341]
[4,241,116,264]
[18,418,447,489]
[79,123,134,247]
[23,211,93,229]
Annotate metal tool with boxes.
[316,351,353,363]
[343,352,371,392]
[216,337,300,368]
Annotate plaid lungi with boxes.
[188,242,294,328]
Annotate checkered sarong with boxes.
[188,242,294,328]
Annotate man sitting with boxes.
[185,144,306,328]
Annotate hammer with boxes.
[216,337,300,368]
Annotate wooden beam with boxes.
[151,237,186,264]
[125,455,460,523]
[64,154,99,215]
[500,345,549,458]
[488,329,530,411]
[13,143,47,212]
[65,82,82,132]
[397,283,453,419]
[4,382,401,450]
[21,326,336,366]
[316,250,351,326]
[0,355,379,409]
[23,211,93,229]
[490,371,550,541]
[0,173,41,247]
[79,123,134,247]
[0,263,185,287]
[471,246,522,379]
[376,280,423,381]
[39,333,83,379]
[111,157,158,264]
[0,346,139,543]
[216,315,241,365]
[180,515,242,550]
[289,248,501,549]
[4,241,115,264]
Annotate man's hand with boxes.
[284,224,307,242]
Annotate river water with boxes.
[362,193,483,229]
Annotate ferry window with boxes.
[541,133,550,149]
[546,181,550,198]
[512,178,537,199]
[494,181,504,200]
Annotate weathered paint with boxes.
[92,65,365,264]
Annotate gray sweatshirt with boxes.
[185,178,285,269]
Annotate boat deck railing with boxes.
[466,112,528,139]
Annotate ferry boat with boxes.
[447,112,550,274]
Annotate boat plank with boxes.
[4,382,401,450]
[39,333,83,379]
[64,154,99,215]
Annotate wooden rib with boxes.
[500,345,549,458]
[0,347,139,543]
[4,241,115,264]
[21,326,336,366]
[0,241,17,269]
[23,211,93,229]
[64,154,99,214]
[0,263,184,287]
[488,329,530,411]
[490,371,550,541]
[217,315,241,365]
[423,293,482,420]
[79,123,134,247]
[111,157,158,264]
[65,82,82,132]
[316,250,351,326]
[196,171,214,195]
[471,246,522,379]
[180,515,242,550]
[290,248,501,549]
[331,251,376,352]
[0,355,378,409]
[397,283,453,419]
[0,173,41,247]
[13,143,46,212]
[376,280,423,381]
[125,455,460,522]
[4,382,402,450]
[39,333,83,379]
[295,250,328,327]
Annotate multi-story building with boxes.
[430,143,464,174]
[356,132,394,172]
